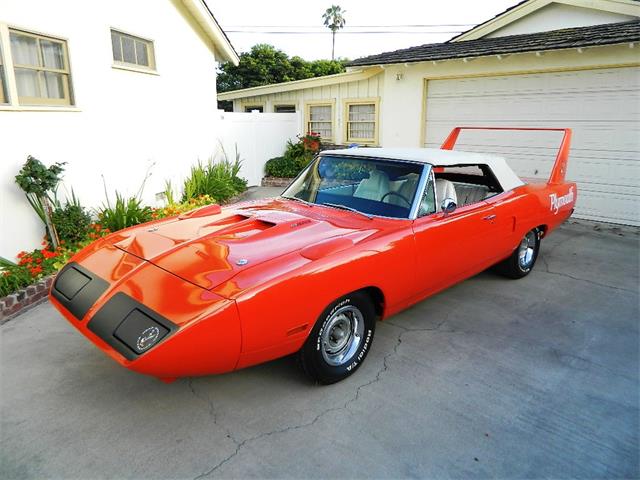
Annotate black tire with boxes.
[297,292,376,384]
[495,228,541,279]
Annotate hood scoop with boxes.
[113,208,356,291]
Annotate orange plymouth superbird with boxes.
[50,127,576,384]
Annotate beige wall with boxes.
[232,74,384,145]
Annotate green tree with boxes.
[322,5,346,60]
[217,44,348,108]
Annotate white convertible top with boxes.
[320,147,525,192]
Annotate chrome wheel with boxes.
[321,305,364,366]
[518,231,537,270]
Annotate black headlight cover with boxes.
[51,263,109,320]
[87,292,177,360]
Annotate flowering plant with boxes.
[301,132,321,153]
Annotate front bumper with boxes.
[49,257,242,378]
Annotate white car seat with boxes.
[354,170,391,201]
[435,178,457,211]
[385,173,419,207]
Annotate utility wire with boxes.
[226,30,464,34]
[223,24,476,28]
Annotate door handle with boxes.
[483,214,496,221]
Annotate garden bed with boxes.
[0,189,251,324]
[1,275,54,324]
[261,176,293,188]
[2,149,251,323]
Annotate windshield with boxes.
[282,155,425,219]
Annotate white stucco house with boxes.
[218,0,640,226]
[0,0,239,259]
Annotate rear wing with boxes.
[440,127,572,185]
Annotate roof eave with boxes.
[181,0,239,65]
[451,0,640,42]
[217,67,383,100]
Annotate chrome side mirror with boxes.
[441,198,457,215]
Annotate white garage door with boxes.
[424,67,640,226]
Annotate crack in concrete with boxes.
[187,377,241,476]
[538,255,635,293]
[190,319,446,479]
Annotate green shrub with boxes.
[98,192,153,232]
[265,137,316,178]
[182,148,247,203]
[265,156,306,178]
[284,139,308,161]
[52,191,92,245]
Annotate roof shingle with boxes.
[347,20,640,67]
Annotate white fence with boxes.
[217,111,300,186]
[0,110,300,260]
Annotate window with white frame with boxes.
[0,43,6,103]
[8,29,73,106]
[346,102,377,143]
[111,29,155,70]
[307,104,333,140]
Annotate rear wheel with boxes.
[298,292,376,384]
[495,229,540,279]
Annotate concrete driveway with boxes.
[1,190,638,479]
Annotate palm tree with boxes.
[322,5,346,60]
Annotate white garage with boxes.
[423,67,640,225]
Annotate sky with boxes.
[209,0,520,61]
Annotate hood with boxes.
[110,203,359,290]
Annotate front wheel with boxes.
[495,229,541,279]
[297,292,376,384]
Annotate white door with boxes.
[423,67,640,226]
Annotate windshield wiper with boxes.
[281,195,313,207]
[321,202,373,219]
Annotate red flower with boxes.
[17,251,26,258]
[42,250,57,259]
[30,266,42,276]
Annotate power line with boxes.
[223,24,476,28]
[226,30,464,34]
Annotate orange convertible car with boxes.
[50,127,576,384]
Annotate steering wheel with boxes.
[381,191,412,207]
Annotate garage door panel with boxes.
[426,93,639,123]
[424,67,640,225]
[576,191,639,225]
